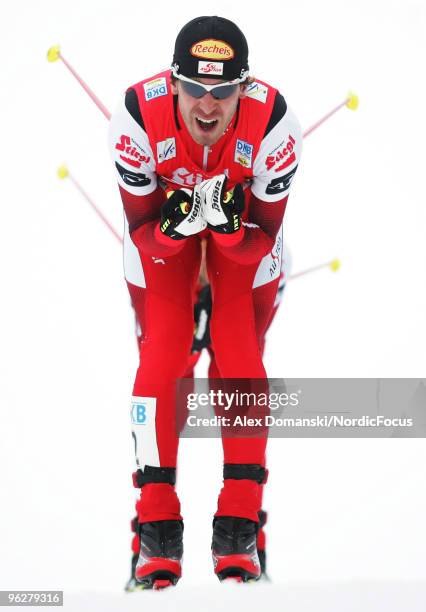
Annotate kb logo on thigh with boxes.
[131,402,147,425]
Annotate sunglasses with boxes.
[172,66,249,100]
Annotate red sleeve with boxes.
[210,193,288,265]
[118,185,186,257]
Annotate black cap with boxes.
[172,16,249,81]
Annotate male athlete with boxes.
[109,15,302,588]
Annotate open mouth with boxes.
[196,117,218,132]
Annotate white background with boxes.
[0,0,425,609]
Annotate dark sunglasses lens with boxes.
[211,84,239,100]
[181,80,207,98]
[180,79,239,100]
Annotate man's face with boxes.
[172,77,246,146]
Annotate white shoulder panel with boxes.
[252,105,302,203]
[108,95,157,196]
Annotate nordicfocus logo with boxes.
[115,135,151,168]
[265,135,296,172]
[190,39,234,60]
[198,61,224,75]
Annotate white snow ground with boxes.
[64,582,426,612]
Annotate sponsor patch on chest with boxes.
[156,137,176,163]
[245,81,269,104]
[234,139,254,168]
[143,77,168,101]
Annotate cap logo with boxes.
[198,61,224,75]
[190,39,234,60]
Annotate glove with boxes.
[202,174,245,234]
[159,184,206,240]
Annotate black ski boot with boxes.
[257,509,270,580]
[135,520,183,590]
[212,516,261,583]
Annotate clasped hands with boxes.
[159,174,245,240]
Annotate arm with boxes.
[108,88,186,257]
[210,93,302,265]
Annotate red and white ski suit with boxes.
[109,71,302,523]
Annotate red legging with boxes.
[206,236,278,521]
[128,233,279,523]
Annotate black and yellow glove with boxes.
[159,184,206,240]
[201,174,245,234]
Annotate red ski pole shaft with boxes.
[303,92,359,138]
[69,174,122,242]
[57,165,122,243]
[289,258,340,280]
[47,45,111,120]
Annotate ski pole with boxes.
[47,45,111,120]
[57,165,122,243]
[303,93,358,138]
[289,258,341,280]
[47,45,358,134]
